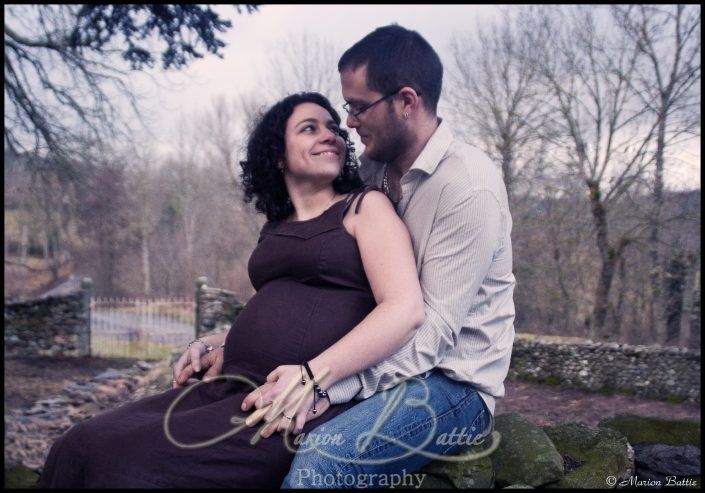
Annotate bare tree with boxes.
[200,93,266,238]
[261,32,344,109]
[74,159,135,296]
[526,5,662,338]
[4,4,257,179]
[611,5,701,343]
[123,145,165,297]
[446,7,554,205]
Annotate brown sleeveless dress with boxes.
[38,187,377,488]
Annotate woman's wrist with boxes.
[189,333,227,352]
[300,360,331,415]
[307,358,335,388]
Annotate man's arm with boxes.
[327,188,504,404]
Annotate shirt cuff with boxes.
[326,374,363,405]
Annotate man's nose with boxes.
[346,113,359,129]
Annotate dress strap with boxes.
[340,185,379,219]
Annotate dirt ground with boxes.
[4,356,139,409]
[3,357,701,428]
[498,376,701,427]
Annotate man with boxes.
[281,24,515,488]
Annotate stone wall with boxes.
[4,278,92,358]
[195,276,244,337]
[5,274,700,405]
[509,333,701,403]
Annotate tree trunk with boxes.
[678,255,696,347]
[688,268,700,350]
[20,224,28,264]
[183,211,196,284]
[141,216,151,297]
[500,143,514,205]
[611,255,627,338]
[664,251,686,345]
[43,230,50,264]
[587,180,617,340]
[648,109,667,343]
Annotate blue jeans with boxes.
[281,371,492,488]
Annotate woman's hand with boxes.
[172,334,226,388]
[241,365,330,438]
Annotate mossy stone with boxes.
[598,414,700,447]
[543,422,632,489]
[491,413,564,487]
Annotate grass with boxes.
[665,395,687,404]
[4,462,39,489]
[543,376,562,386]
[91,338,180,360]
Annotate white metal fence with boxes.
[90,297,196,360]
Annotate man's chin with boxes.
[362,146,383,163]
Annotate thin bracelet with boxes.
[188,339,225,353]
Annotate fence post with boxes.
[80,277,92,357]
[195,277,209,338]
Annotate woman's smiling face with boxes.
[282,102,346,185]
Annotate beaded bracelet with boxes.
[301,361,329,414]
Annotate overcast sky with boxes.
[143,4,500,146]
[131,4,699,190]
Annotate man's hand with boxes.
[172,337,225,388]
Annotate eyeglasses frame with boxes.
[342,87,421,119]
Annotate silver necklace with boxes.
[383,167,399,205]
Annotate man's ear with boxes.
[398,87,421,116]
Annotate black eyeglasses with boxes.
[342,87,408,119]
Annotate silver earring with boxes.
[403,112,410,120]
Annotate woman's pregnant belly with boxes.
[221,279,376,381]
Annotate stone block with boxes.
[543,422,633,489]
[491,413,564,487]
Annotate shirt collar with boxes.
[408,118,453,176]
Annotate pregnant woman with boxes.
[38,92,424,488]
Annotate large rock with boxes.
[543,422,633,489]
[632,443,701,485]
[417,441,495,489]
[491,413,564,487]
[598,414,700,447]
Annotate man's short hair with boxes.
[338,24,443,115]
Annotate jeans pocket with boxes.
[431,375,472,409]
[439,391,489,455]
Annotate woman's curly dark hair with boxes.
[240,92,363,222]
